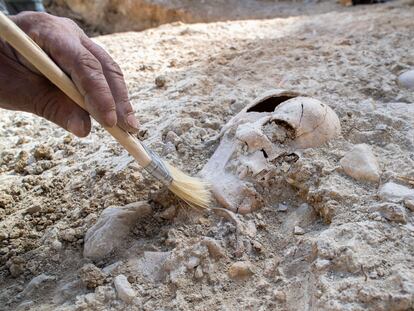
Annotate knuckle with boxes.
[79,53,103,73]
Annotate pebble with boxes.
[78,264,106,289]
[376,203,407,224]
[313,259,331,271]
[228,261,254,280]
[397,70,414,90]
[155,75,167,88]
[273,290,287,302]
[33,145,54,160]
[404,199,414,212]
[114,274,136,303]
[293,226,305,235]
[25,205,41,215]
[194,265,204,279]
[340,144,380,182]
[201,237,226,259]
[378,182,414,203]
[83,201,151,260]
[277,203,288,212]
[159,206,177,220]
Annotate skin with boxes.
[0,12,139,137]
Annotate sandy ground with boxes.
[1,1,414,310]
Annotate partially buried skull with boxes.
[201,90,341,213]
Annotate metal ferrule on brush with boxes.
[142,145,173,185]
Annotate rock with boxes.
[273,290,287,302]
[83,201,151,260]
[21,274,55,297]
[376,203,407,224]
[8,256,26,277]
[228,261,254,280]
[136,251,171,282]
[0,229,8,241]
[340,144,380,182]
[60,228,76,242]
[33,145,54,160]
[25,204,41,215]
[277,203,288,212]
[194,265,203,279]
[313,259,331,271]
[159,206,177,220]
[155,75,167,88]
[293,226,305,235]
[114,274,136,303]
[78,264,106,289]
[201,237,226,259]
[404,199,414,212]
[102,261,122,275]
[398,70,414,90]
[378,182,414,203]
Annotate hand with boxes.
[0,12,139,137]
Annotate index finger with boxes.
[49,38,117,127]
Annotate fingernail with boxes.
[67,116,86,137]
[126,113,139,130]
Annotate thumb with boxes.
[31,82,91,137]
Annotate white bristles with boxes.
[165,163,211,209]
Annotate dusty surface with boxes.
[45,0,343,35]
[1,1,414,310]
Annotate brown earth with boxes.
[1,0,414,310]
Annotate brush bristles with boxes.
[165,163,211,209]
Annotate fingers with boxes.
[82,38,139,133]
[49,40,118,128]
[31,79,92,137]
[11,12,138,134]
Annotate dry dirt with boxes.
[1,1,414,310]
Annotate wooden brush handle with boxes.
[0,12,152,167]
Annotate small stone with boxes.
[25,205,41,215]
[84,201,151,260]
[159,206,177,220]
[8,256,26,277]
[155,75,167,88]
[378,182,414,203]
[194,265,204,279]
[0,230,8,241]
[51,240,62,251]
[293,226,305,235]
[376,203,407,224]
[340,144,380,182]
[398,70,414,90]
[114,274,136,303]
[252,241,263,252]
[186,256,200,270]
[33,145,54,160]
[9,263,25,277]
[79,264,106,289]
[404,199,414,212]
[314,259,331,271]
[277,203,288,212]
[202,237,226,259]
[228,261,254,280]
[60,228,76,242]
[273,290,286,302]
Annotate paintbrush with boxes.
[0,12,210,209]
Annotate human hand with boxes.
[0,12,138,137]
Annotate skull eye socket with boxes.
[247,95,298,113]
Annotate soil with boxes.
[1,0,414,310]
